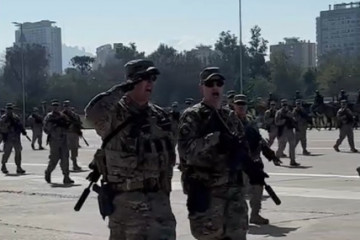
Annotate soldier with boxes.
[44,99,74,184]
[226,90,236,109]
[339,89,348,102]
[356,90,360,104]
[0,103,27,174]
[233,94,281,225]
[275,99,300,166]
[264,100,278,146]
[293,99,311,155]
[85,59,176,239]
[184,97,194,107]
[178,67,268,239]
[27,107,44,150]
[267,92,276,107]
[314,90,324,106]
[0,108,5,152]
[293,90,302,105]
[170,101,180,123]
[62,100,82,171]
[333,100,358,152]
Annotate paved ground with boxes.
[1,129,360,240]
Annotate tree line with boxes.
[1,25,359,114]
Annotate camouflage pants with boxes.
[295,126,307,152]
[109,191,176,240]
[1,140,22,166]
[335,124,355,149]
[267,126,278,147]
[67,133,79,161]
[243,174,263,215]
[188,186,248,240]
[46,139,69,176]
[276,128,296,163]
[32,128,43,147]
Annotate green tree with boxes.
[70,55,95,74]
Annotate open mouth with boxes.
[145,88,152,93]
[212,92,220,97]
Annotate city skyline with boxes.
[0,0,351,58]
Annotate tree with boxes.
[302,69,317,97]
[3,44,48,109]
[248,25,270,80]
[70,55,95,74]
[114,42,145,64]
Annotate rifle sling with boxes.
[101,117,134,149]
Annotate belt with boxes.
[110,178,160,193]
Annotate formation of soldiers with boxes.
[0,100,84,184]
[1,57,359,239]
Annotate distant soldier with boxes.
[314,90,324,106]
[356,90,360,104]
[293,99,311,155]
[267,92,276,107]
[293,90,302,105]
[62,100,82,171]
[0,108,5,152]
[333,100,358,153]
[275,99,300,166]
[170,101,180,123]
[184,97,194,107]
[0,103,27,174]
[226,90,236,109]
[339,89,348,102]
[44,99,74,184]
[264,100,278,146]
[27,107,44,150]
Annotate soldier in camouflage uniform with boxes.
[293,99,311,155]
[62,100,82,171]
[0,108,5,152]
[44,100,74,184]
[275,99,300,166]
[178,67,268,240]
[27,107,44,150]
[333,100,358,153]
[0,103,27,174]
[85,59,176,240]
[233,94,282,226]
[264,100,278,146]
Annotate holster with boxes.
[93,183,115,220]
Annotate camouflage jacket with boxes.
[62,109,82,134]
[337,107,354,125]
[0,113,25,142]
[43,111,70,141]
[264,109,277,127]
[292,106,309,128]
[85,87,176,185]
[275,108,296,129]
[27,113,44,131]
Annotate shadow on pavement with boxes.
[249,224,299,237]
[296,153,324,157]
[5,173,31,177]
[51,183,82,188]
[70,169,89,173]
[280,165,312,169]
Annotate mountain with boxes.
[62,44,94,70]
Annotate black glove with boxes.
[86,169,101,182]
[249,170,269,185]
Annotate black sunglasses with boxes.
[204,80,224,88]
[139,74,157,82]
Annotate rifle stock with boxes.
[265,183,281,205]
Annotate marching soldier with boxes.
[264,100,278,146]
[0,103,27,174]
[339,89,348,102]
[62,100,82,171]
[293,99,311,155]
[275,99,300,166]
[293,90,302,105]
[85,59,176,239]
[226,90,236,109]
[233,94,282,225]
[314,90,324,106]
[178,67,268,239]
[27,107,44,150]
[333,100,358,152]
[44,100,74,184]
[0,108,5,152]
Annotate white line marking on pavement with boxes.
[268,172,359,179]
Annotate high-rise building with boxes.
[270,38,316,69]
[15,20,62,75]
[316,2,360,60]
[93,44,115,70]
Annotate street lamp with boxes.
[238,0,243,94]
[12,22,26,124]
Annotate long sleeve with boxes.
[84,85,124,138]
[275,110,286,126]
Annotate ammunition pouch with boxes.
[93,183,114,219]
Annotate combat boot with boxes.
[39,146,45,150]
[44,170,51,183]
[351,148,358,153]
[31,143,35,150]
[250,213,269,225]
[72,160,82,171]
[303,150,311,155]
[356,167,360,177]
[333,145,340,152]
[1,164,8,174]
[16,166,26,174]
[290,161,301,167]
[63,175,74,184]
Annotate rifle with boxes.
[81,136,89,146]
[212,109,282,206]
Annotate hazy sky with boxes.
[0,0,344,56]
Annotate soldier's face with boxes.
[52,105,60,112]
[201,79,224,103]
[130,76,155,102]
[234,103,247,117]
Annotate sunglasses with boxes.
[204,80,224,88]
[139,74,157,82]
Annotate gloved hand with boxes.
[86,169,101,182]
[249,170,269,185]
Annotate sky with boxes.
[0,0,347,57]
